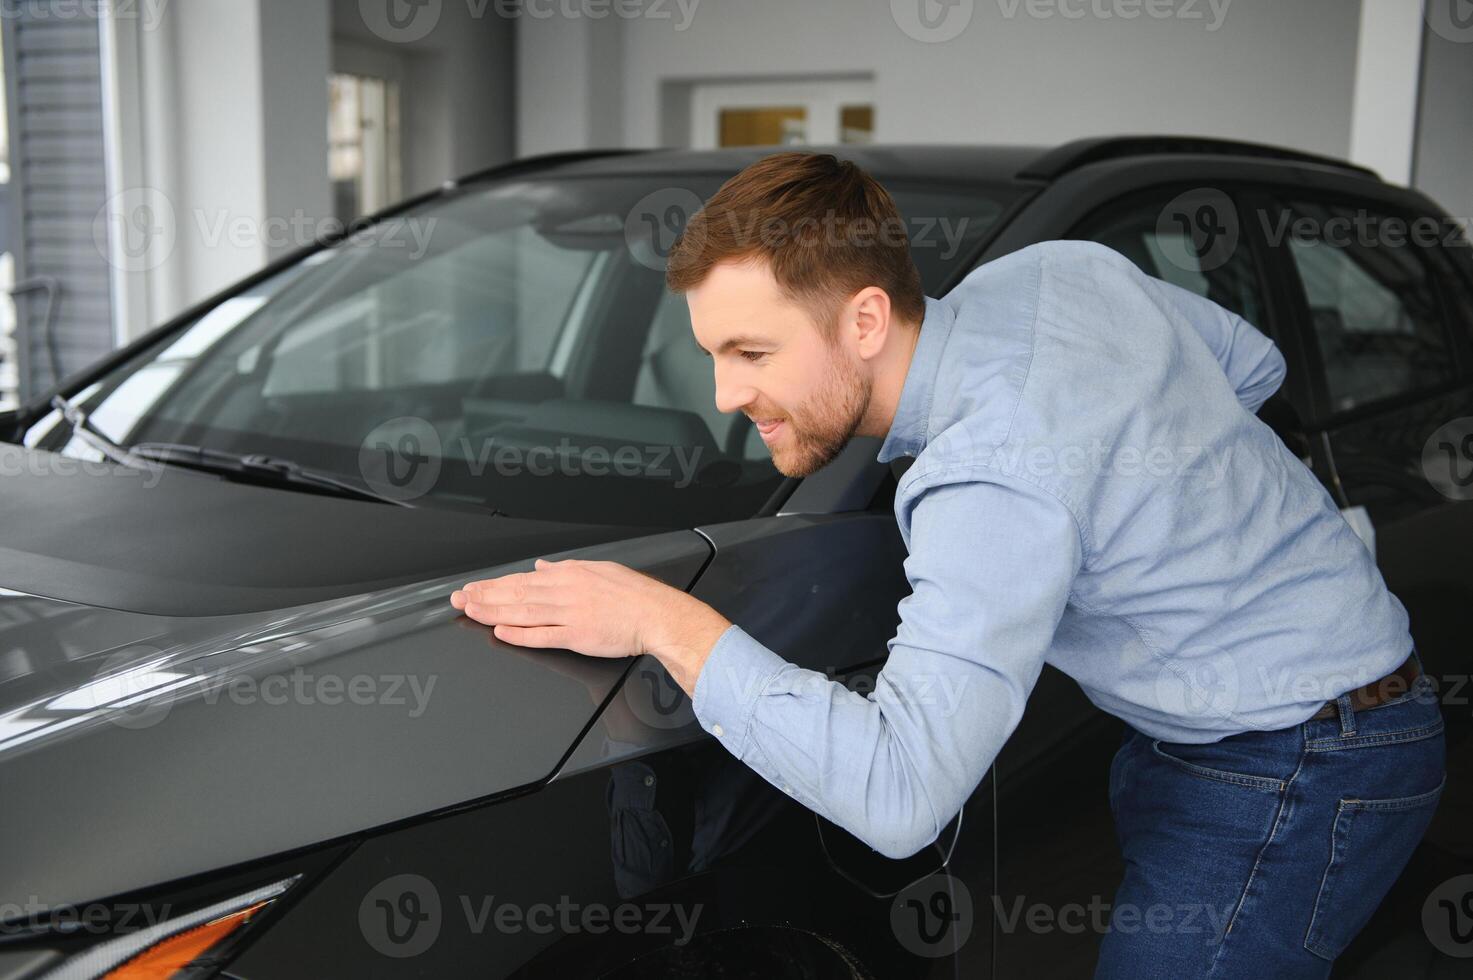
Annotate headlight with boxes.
[39,876,298,980]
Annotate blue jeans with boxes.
[1095,662,1447,978]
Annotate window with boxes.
[718,107,808,147]
[328,73,402,223]
[1281,200,1454,413]
[1070,188,1266,328]
[23,175,1022,527]
[0,43,15,409]
[689,79,874,149]
[261,223,595,396]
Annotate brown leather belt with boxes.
[1310,653,1422,721]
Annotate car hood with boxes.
[0,443,657,617]
[0,444,712,908]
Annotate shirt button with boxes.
[781,784,792,794]
[711,723,724,737]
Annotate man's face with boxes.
[687,258,872,478]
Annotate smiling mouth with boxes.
[753,418,785,439]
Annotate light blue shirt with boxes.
[690,240,1414,859]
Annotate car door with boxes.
[1252,189,1473,971]
[688,481,995,976]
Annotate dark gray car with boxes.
[1,139,1468,977]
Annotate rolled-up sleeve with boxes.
[691,467,1085,859]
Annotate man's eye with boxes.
[738,350,767,362]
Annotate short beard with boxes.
[773,341,871,478]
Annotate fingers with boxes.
[489,624,573,649]
[455,570,551,607]
[450,559,587,612]
[461,601,565,627]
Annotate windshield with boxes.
[18,174,1018,527]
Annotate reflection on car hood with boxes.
[0,443,647,616]
[0,442,713,910]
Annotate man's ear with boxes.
[850,286,894,361]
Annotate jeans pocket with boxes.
[1303,773,1447,961]
[1149,737,1287,793]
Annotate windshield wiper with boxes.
[128,441,415,508]
[50,394,154,469]
[47,398,415,507]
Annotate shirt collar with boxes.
[877,294,954,464]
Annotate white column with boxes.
[1348,0,1426,185]
[101,0,331,340]
[516,10,623,156]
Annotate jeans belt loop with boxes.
[1335,691,1357,736]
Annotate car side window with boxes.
[1279,200,1454,414]
[1069,188,1267,328]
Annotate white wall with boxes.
[521,0,1364,158]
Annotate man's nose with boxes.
[712,365,756,416]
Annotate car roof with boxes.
[455,136,1380,189]
[485,144,1049,185]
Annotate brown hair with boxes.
[665,151,926,337]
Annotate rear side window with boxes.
[1279,200,1455,414]
[1069,187,1267,328]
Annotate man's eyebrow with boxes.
[694,335,773,358]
